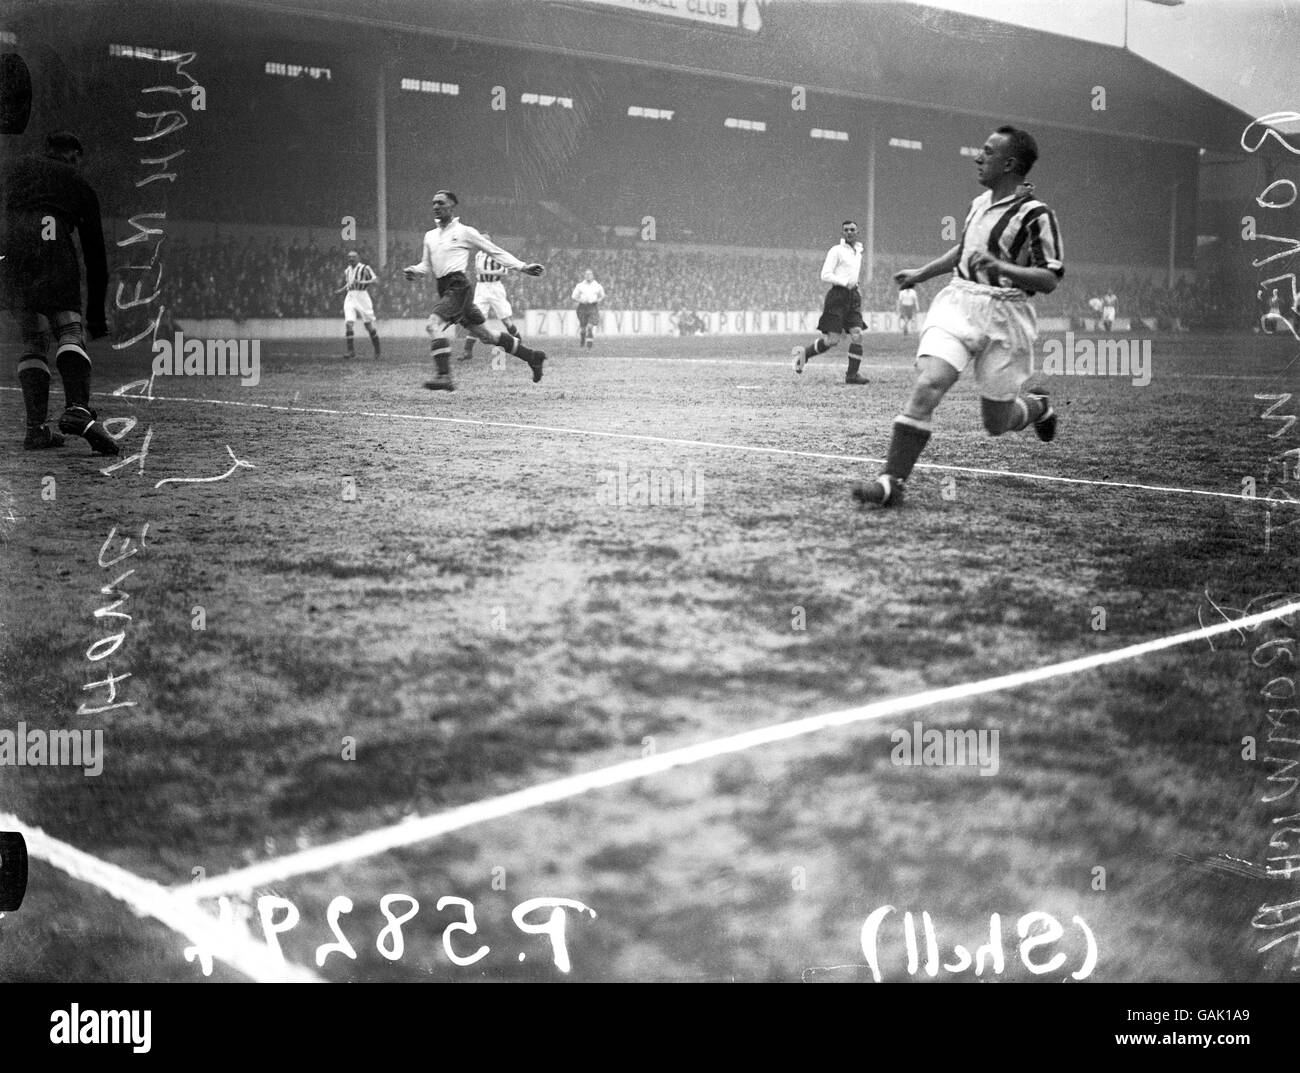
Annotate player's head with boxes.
[977,127,1038,187]
[347,250,359,264]
[45,130,84,166]
[583,270,594,282]
[431,189,458,223]
[841,221,859,242]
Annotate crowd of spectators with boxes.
[147,231,1246,328]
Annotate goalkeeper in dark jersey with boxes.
[2,130,118,454]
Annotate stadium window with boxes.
[810,128,849,142]
[889,137,923,150]
[110,43,187,62]
[401,77,460,95]
[724,117,766,132]
[628,106,675,120]
[521,92,573,109]
[265,61,332,80]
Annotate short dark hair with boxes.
[433,189,459,205]
[842,220,858,228]
[45,130,83,157]
[995,126,1038,176]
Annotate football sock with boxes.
[17,356,51,429]
[345,325,355,353]
[1007,395,1048,432]
[464,338,477,358]
[847,342,864,376]
[55,342,92,410]
[884,415,933,480]
[506,323,521,339]
[366,325,380,355]
[806,338,832,359]
[498,332,540,363]
[431,339,451,376]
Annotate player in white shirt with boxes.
[460,234,522,361]
[403,190,547,391]
[1101,291,1118,332]
[571,270,606,348]
[897,285,919,337]
[792,221,870,385]
[1261,287,1297,337]
[336,250,381,358]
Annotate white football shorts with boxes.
[916,276,1038,401]
[343,290,376,325]
[474,280,513,321]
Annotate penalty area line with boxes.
[51,388,1269,505]
[0,812,323,983]
[175,599,1300,901]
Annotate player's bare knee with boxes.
[823,331,842,347]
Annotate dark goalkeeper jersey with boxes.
[1,154,107,317]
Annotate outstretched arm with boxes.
[894,244,960,289]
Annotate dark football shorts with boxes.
[1,220,83,313]
[576,302,599,327]
[432,272,485,327]
[817,284,864,334]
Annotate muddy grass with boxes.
[1,330,1295,982]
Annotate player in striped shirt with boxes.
[853,126,1063,508]
[337,251,381,358]
[460,236,521,361]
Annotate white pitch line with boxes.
[0,812,322,983]
[176,599,1300,902]
[34,388,1272,505]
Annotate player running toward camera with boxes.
[852,126,1062,509]
[571,270,605,349]
[460,235,521,361]
[403,191,547,391]
[337,250,381,359]
[2,131,118,455]
[792,220,870,385]
[897,285,919,337]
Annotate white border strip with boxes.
[176,599,1300,902]
[29,387,1274,505]
[0,813,322,983]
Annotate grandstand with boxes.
[2,0,1265,331]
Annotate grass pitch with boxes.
[1,329,1296,982]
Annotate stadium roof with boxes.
[7,0,1255,151]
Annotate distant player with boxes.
[337,250,380,358]
[571,270,605,349]
[403,190,547,391]
[460,234,521,361]
[1101,290,1118,332]
[897,285,919,337]
[1,131,118,454]
[1261,287,1297,337]
[791,220,870,385]
[853,126,1062,509]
